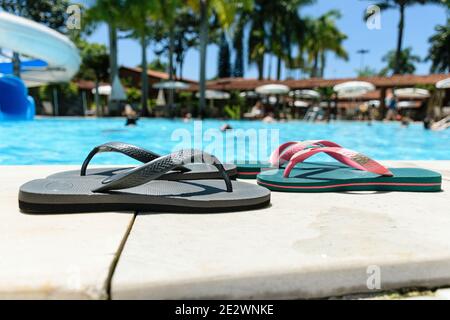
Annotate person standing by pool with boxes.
[384,92,398,121]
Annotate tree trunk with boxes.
[140,35,149,117]
[52,86,59,116]
[319,52,326,78]
[168,26,175,117]
[276,56,282,80]
[257,56,264,80]
[12,52,21,78]
[199,0,208,119]
[311,52,319,77]
[179,57,184,80]
[108,23,118,115]
[94,79,101,117]
[394,4,405,75]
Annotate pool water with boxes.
[0,118,449,165]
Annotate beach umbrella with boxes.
[291,89,320,99]
[394,88,430,98]
[195,90,230,109]
[92,85,111,96]
[397,101,418,108]
[196,90,230,100]
[153,81,190,90]
[293,100,309,108]
[255,84,290,95]
[239,91,257,98]
[333,81,375,98]
[436,77,450,89]
[110,75,127,101]
[367,100,380,107]
[156,89,166,106]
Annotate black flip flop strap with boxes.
[92,149,233,193]
[81,142,190,176]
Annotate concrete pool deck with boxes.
[0,162,449,299]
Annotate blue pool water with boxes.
[0,118,449,165]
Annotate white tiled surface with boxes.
[112,161,450,299]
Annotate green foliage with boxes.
[381,47,422,75]
[427,19,450,73]
[0,0,72,32]
[126,87,141,104]
[75,38,110,82]
[218,32,232,78]
[38,82,79,101]
[356,66,380,77]
[317,86,333,99]
[147,58,168,73]
[303,9,348,78]
[224,105,241,120]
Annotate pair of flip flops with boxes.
[19,142,270,214]
[236,140,442,193]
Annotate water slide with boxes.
[0,11,81,119]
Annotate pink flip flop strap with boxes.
[269,140,342,166]
[283,146,393,178]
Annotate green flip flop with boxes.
[257,146,442,192]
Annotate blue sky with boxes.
[87,0,448,80]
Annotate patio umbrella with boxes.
[333,81,375,98]
[239,91,257,98]
[110,75,127,101]
[394,88,430,98]
[397,101,418,108]
[436,77,450,89]
[290,89,320,99]
[255,84,290,95]
[153,81,190,90]
[293,100,309,108]
[195,90,230,109]
[91,85,111,96]
[368,100,380,107]
[196,90,230,100]
[156,89,166,106]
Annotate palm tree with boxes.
[244,0,313,81]
[86,0,126,114]
[268,1,314,80]
[76,39,110,116]
[427,19,450,73]
[122,0,156,116]
[186,0,253,118]
[247,5,267,80]
[303,10,348,78]
[153,0,183,116]
[381,47,422,74]
[363,0,444,74]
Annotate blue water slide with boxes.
[0,74,35,120]
[0,11,80,120]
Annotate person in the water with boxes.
[123,104,138,126]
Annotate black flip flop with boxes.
[19,149,270,214]
[47,142,237,180]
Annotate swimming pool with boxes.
[0,118,449,165]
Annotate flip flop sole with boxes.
[19,179,270,213]
[46,163,238,180]
[236,161,347,179]
[257,166,442,192]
